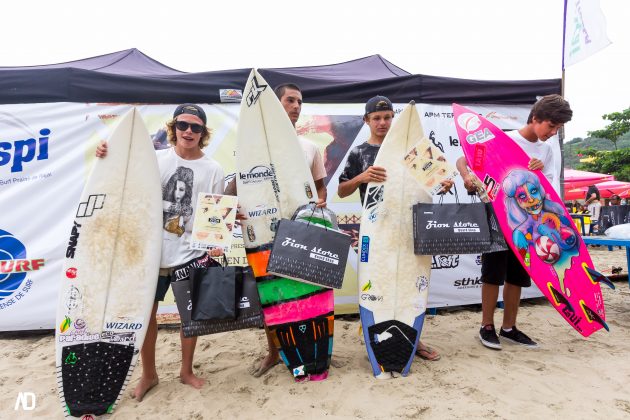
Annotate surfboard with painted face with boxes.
[453,103,611,338]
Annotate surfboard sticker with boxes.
[236,69,333,380]
[55,108,162,418]
[453,103,607,337]
[358,102,432,378]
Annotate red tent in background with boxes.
[563,169,615,190]
[564,180,630,200]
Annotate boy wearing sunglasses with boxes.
[96,103,225,401]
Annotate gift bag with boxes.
[485,202,509,252]
[267,214,351,289]
[190,258,236,321]
[174,266,264,337]
[413,193,492,255]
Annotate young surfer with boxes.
[337,95,450,362]
[250,83,329,377]
[96,104,225,400]
[456,94,573,350]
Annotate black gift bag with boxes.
[484,202,509,253]
[190,257,237,321]
[267,208,351,289]
[413,193,492,255]
[173,266,264,337]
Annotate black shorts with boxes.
[481,249,530,287]
[155,274,172,302]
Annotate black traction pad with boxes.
[273,315,332,378]
[61,342,134,416]
[368,320,418,373]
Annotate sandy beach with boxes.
[1,246,629,419]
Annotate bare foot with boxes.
[180,371,205,389]
[250,353,281,378]
[131,376,159,402]
[415,342,441,361]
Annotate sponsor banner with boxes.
[1,102,545,330]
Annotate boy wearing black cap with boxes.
[337,95,441,362]
[97,103,225,400]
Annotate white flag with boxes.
[563,0,611,68]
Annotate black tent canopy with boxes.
[0,48,561,105]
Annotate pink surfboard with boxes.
[453,103,611,338]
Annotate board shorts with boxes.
[481,249,530,287]
[155,253,217,301]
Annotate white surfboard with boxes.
[236,69,317,248]
[358,102,432,378]
[55,108,162,418]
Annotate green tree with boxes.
[577,148,630,182]
[587,108,630,150]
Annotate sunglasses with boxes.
[175,120,204,134]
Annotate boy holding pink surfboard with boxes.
[456,95,573,350]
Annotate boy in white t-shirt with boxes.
[456,94,573,350]
[97,104,225,400]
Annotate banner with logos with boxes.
[0,102,549,331]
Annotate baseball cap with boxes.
[365,96,393,116]
[173,103,207,125]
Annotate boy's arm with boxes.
[338,166,386,198]
[337,174,364,198]
[314,178,327,207]
[456,156,476,193]
[337,150,360,198]
[310,147,328,207]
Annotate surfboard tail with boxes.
[584,266,615,290]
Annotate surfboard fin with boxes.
[584,267,615,290]
[547,283,574,313]
[579,301,610,332]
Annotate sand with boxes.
[1,246,629,419]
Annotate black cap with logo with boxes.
[173,103,207,125]
[365,95,393,116]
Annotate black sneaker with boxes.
[479,325,502,350]
[499,326,538,348]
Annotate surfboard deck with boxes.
[55,108,162,417]
[358,102,432,378]
[236,70,333,380]
[453,103,608,337]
